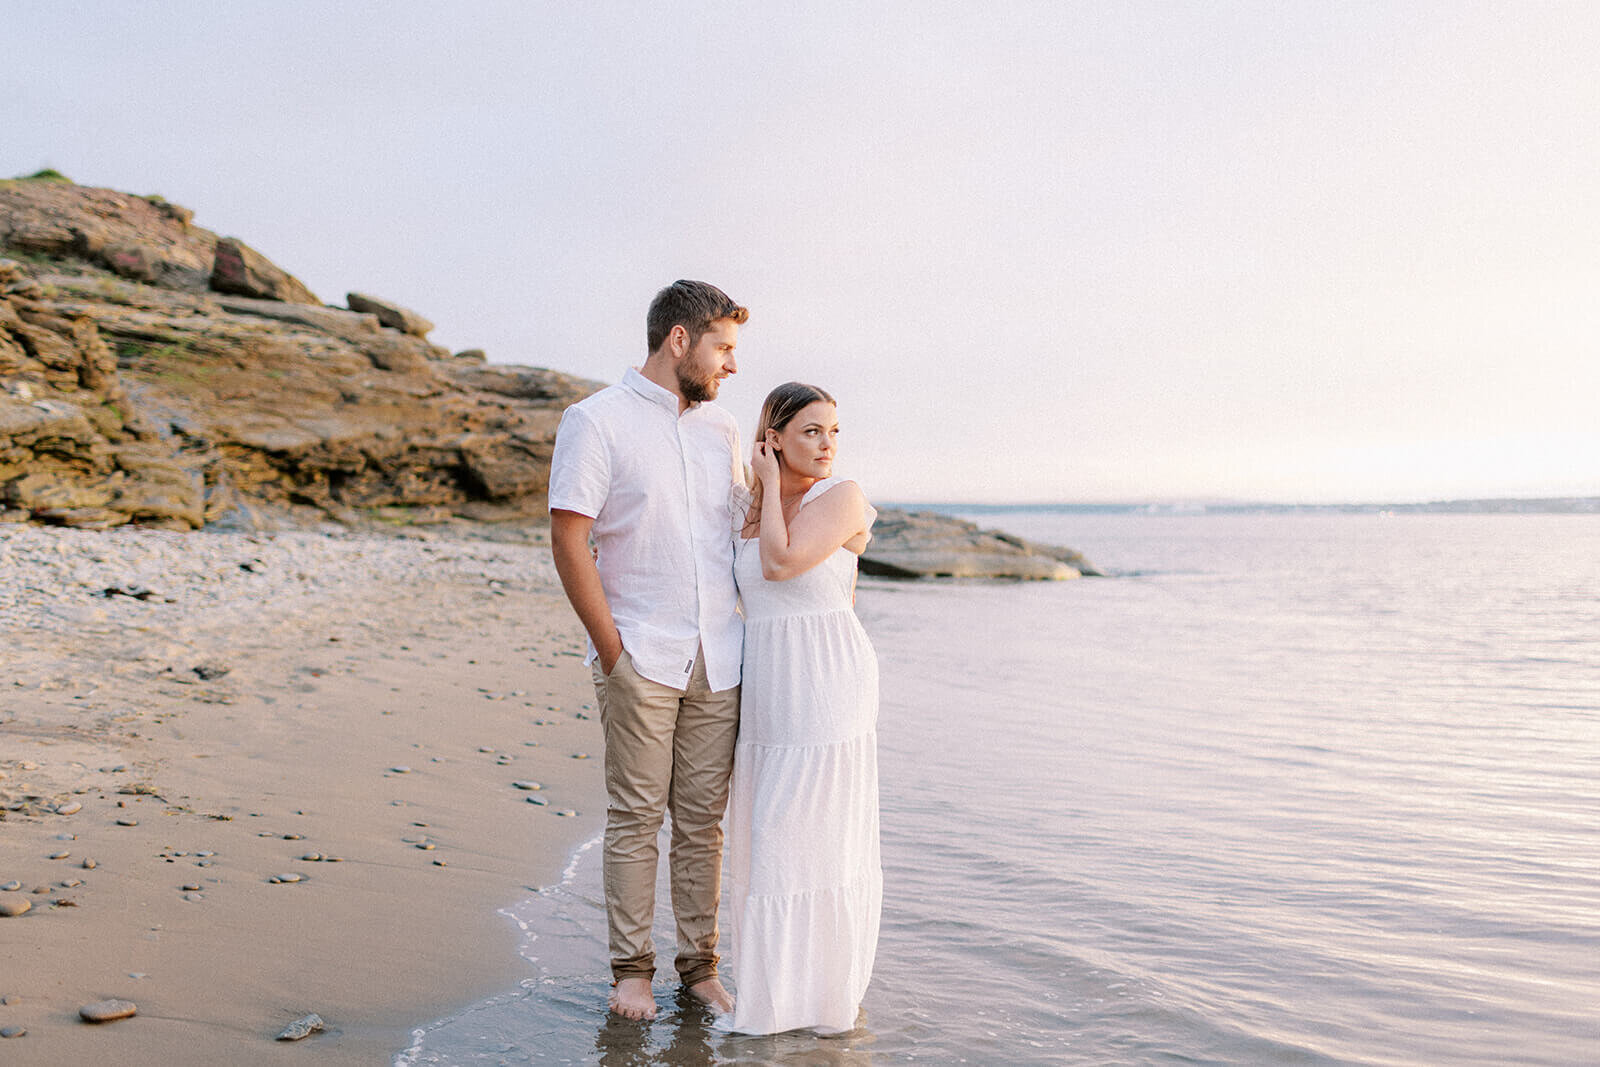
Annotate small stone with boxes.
[81,859,97,869]
[0,898,29,918]
[0,1025,24,1038]
[0,882,19,892]
[182,884,202,892]
[79,999,138,1023]
[389,766,411,774]
[416,842,435,851]
[432,859,447,867]
[59,879,82,888]
[526,796,549,806]
[116,818,138,827]
[512,781,543,791]
[282,834,303,841]
[301,853,322,862]
[269,873,303,884]
[55,801,83,815]
[196,850,215,857]
[478,746,495,753]
[48,851,69,860]
[555,809,578,817]
[197,860,214,868]
[571,753,590,760]
[275,1012,325,1041]
[324,856,344,863]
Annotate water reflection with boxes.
[592,988,876,1066]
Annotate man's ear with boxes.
[669,324,689,359]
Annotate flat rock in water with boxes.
[276,1012,325,1041]
[79,999,137,1023]
[0,898,30,918]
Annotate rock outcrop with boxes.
[1,175,600,532]
[861,508,1101,580]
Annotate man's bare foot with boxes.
[687,976,735,1015]
[608,977,657,1020]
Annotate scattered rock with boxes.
[526,796,548,806]
[116,817,138,827]
[0,898,30,918]
[0,1025,24,1038]
[0,882,20,892]
[275,1012,325,1041]
[48,851,69,860]
[81,859,97,869]
[210,237,319,304]
[79,999,138,1023]
[268,873,303,884]
[55,800,82,815]
[182,884,201,892]
[389,765,412,774]
[512,780,543,791]
[193,661,231,680]
[347,292,434,337]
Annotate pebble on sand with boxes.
[0,898,30,918]
[116,818,138,827]
[81,859,97,869]
[275,1012,325,1041]
[526,796,549,806]
[269,873,304,884]
[389,765,412,774]
[79,999,138,1023]
[0,1025,24,1038]
[1,882,19,891]
[55,801,82,815]
[48,851,69,860]
[513,780,543,791]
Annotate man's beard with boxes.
[677,361,719,403]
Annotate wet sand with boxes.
[0,525,606,1063]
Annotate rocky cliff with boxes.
[0,174,599,532]
[1,174,1095,578]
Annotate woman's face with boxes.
[769,400,839,481]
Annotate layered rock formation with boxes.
[0,175,599,531]
[861,509,1100,579]
[1,174,1096,578]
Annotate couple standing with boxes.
[548,280,881,1035]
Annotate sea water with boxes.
[400,512,1600,1065]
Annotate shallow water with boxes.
[403,513,1600,1065]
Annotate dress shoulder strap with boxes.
[800,476,842,506]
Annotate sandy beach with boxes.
[0,523,607,1063]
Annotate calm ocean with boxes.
[401,512,1600,1065]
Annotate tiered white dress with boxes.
[726,477,881,1035]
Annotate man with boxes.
[548,280,747,1020]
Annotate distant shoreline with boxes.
[895,496,1600,516]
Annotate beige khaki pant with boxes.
[591,647,739,986]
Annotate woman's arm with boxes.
[758,479,869,581]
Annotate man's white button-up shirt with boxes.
[547,367,744,692]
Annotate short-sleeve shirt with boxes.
[548,367,743,692]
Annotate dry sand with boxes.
[0,524,607,1063]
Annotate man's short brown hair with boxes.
[646,280,748,352]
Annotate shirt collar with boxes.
[622,366,691,416]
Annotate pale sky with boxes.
[7,2,1598,503]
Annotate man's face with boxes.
[676,318,739,403]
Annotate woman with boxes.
[724,382,882,1035]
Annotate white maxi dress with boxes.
[726,477,882,1035]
